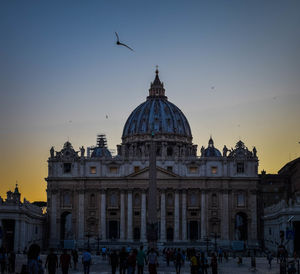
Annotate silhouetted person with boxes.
[147,248,158,274]
[110,250,119,274]
[174,248,183,274]
[0,247,7,274]
[82,249,92,274]
[127,249,137,274]
[60,249,71,274]
[136,245,147,274]
[119,247,128,274]
[8,250,16,273]
[71,249,78,270]
[210,253,218,274]
[45,248,58,274]
[27,244,41,274]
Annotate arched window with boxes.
[167,147,173,156]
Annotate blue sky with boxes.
[0,0,299,200]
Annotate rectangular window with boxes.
[109,167,118,174]
[134,166,140,173]
[211,166,218,174]
[167,166,173,172]
[110,212,117,216]
[237,162,244,174]
[189,166,198,173]
[134,211,140,216]
[167,211,173,216]
[237,193,245,207]
[63,163,71,173]
[90,166,96,174]
[191,212,197,216]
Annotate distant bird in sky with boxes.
[211,86,215,90]
[106,115,108,119]
[115,32,134,51]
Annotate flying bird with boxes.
[115,32,134,51]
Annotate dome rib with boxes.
[122,70,192,142]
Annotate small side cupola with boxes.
[148,67,166,98]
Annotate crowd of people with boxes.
[0,243,299,274]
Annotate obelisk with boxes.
[147,131,158,247]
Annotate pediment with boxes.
[126,166,179,179]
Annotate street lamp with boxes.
[85,232,92,250]
[210,232,218,252]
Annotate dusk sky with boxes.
[0,0,299,201]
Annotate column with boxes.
[78,191,85,245]
[251,191,257,240]
[174,191,180,241]
[221,191,229,240]
[120,191,125,240]
[182,191,187,241]
[0,219,2,247]
[201,191,206,238]
[127,191,133,241]
[50,192,57,246]
[160,191,166,242]
[20,220,26,251]
[101,191,106,240]
[141,191,147,242]
[14,219,20,252]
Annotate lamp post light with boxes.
[86,232,92,250]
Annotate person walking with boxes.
[27,244,41,274]
[267,252,273,269]
[45,249,58,274]
[110,250,119,274]
[0,248,7,274]
[127,249,137,274]
[147,248,158,274]
[174,248,183,274]
[211,253,218,274]
[136,246,147,274]
[119,247,128,274]
[166,248,171,267]
[8,250,16,273]
[82,249,92,274]
[200,252,208,274]
[189,251,198,274]
[60,249,72,274]
[71,249,78,270]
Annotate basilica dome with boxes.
[122,69,192,143]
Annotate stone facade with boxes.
[262,157,300,255]
[0,186,46,252]
[46,71,259,249]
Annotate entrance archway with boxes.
[108,220,119,240]
[189,221,198,240]
[167,227,173,241]
[134,227,140,241]
[235,212,248,240]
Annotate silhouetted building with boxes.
[0,185,46,252]
[46,69,259,249]
[262,157,300,255]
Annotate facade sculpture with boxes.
[46,69,259,249]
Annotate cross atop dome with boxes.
[149,67,166,98]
